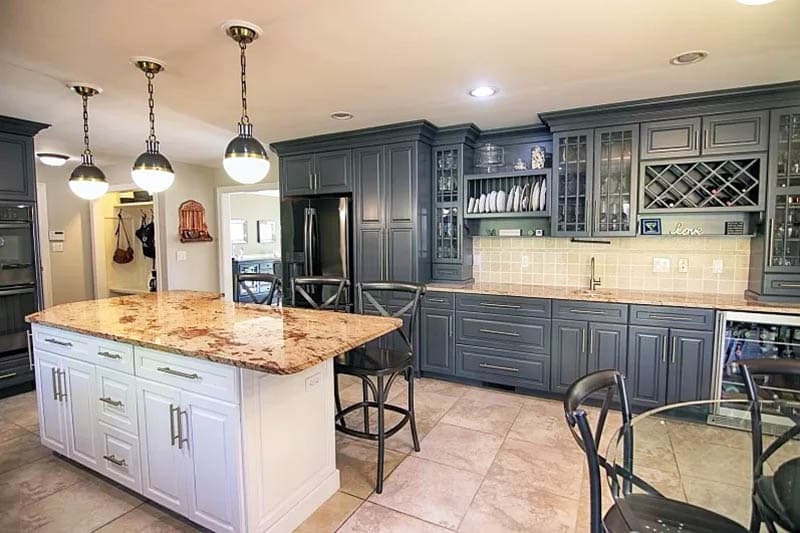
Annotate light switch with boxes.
[51,242,64,252]
[48,230,65,242]
[652,257,670,273]
[678,258,689,273]
[176,250,187,262]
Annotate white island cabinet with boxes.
[31,323,338,533]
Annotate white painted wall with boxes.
[228,193,281,257]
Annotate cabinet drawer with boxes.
[422,291,455,309]
[432,264,468,281]
[95,421,142,492]
[92,338,134,374]
[762,274,800,297]
[629,305,715,331]
[135,347,240,403]
[456,293,551,318]
[457,312,550,353]
[0,352,33,389]
[552,300,628,323]
[96,367,138,435]
[456,344,549,391]
[32,326,90,360]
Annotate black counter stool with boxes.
[334,281,425,494]
[290,276,350,311]
[233,272,282,306]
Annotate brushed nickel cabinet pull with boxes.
[26,331,33,370]
[569,308,605,315]
[45,338,72,347]
[479,302,521,309]
[103,454,127,467]
[589,330,594,356]
[649,314,692,321]
[694,130,700,150]
[479,328,520,337]
[427,298,447,303]
[671,337,677,364]
[169,404,179,446]
[449,317,453,337]
[767,219,774,267]
[51,368,58,401]
[582,329,586,354]
[777,282,800,288]
[157,367,200,380]
[0,372,17,380]
[180,408,189,449]
[97,351,122,360]
[57,370,67,401]
[99,396,123,407]
[703,129,709,149]
[479,363,520,373]
[661,337,668,363]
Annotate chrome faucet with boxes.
[589,256,602,291]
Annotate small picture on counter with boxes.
[641,218,662,235]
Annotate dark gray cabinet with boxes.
[588,322,628,375]
[552,319,628,394]
[552,130,593,236]
[353,141,430,285]
[419,307,454,375]
[667,329,714,403]
[641,111,769,160]
[627,326,669,408]
[0,131,36,202]
[280,150,351,197]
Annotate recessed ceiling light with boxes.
[330,111,354,120]
[737,0,776,5]
[36,153,70,166]
[469,86,498,98]
[669,50,709,66]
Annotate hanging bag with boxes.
[113,213,134,264]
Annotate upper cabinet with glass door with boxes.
[767,107,800,274]
[432,144,473,281]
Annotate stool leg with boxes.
[376,374,385,494]
[333,372,346,429]
[406,368,420,452]
[362,377,370,433]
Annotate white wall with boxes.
[228,193,281,257]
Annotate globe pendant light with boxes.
[222,21,270,184]
[131,58,174,193]
[67,83,109,200]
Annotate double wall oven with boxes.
[0,203,39,392]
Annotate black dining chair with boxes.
[740,358,800,533]
[290,276,350,311]
[233,272,282,306]
[564,369,747,533]
[333,281,425,494]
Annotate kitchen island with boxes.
[25,291,401,533]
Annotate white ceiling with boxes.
[1,0,799,168]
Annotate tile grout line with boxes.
[88,502,146,532]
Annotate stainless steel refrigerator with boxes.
[281,196,352,307]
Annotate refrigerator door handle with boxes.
[340,198,350,280]
[308,209,318,277]
[303,209,311,276]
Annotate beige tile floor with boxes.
[0,378,779,532]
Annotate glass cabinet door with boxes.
[774,110,800,189]
[553,131,593,236]
[435,206,460,261]
[593,126,638,236]
[770,192,800,270]
[435,148,459,203]
[433,146,461,263]
[768,108,800,272]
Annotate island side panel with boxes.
[239,358,338,533]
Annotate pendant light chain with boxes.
[146,71,157,141]
[81,94,93,161]
[239,40,249,125]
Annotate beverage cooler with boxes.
[711,311,800,432]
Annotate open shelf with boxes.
[464,169,551,219]
[114,201,153,208]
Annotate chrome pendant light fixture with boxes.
[67,83,109,200]
[222,21,270,184]
[131,57,174,193]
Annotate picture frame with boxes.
[230,219,248,244]
[640,218,662,236]
[257,220,276,243]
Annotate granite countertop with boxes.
[427,282,800,314]
[26,291,401,375]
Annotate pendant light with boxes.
[222,21,270,184]
[131,57,174,193]
[67,83,109,200]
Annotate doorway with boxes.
[216,184,281,301]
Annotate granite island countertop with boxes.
[428,281,800,315]
[26,291,401,374]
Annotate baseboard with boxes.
[265,469,340,533]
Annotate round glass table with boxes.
[605,399,800,532]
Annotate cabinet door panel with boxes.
[183,391,242,533]
[356,227,384,283]
[419,308,454,375]
[35,351,67,454]
[627,326,668,409]
[63,358,99,469]
[0,132,35,201]
[137,378,189,514]
[641,118,701,160]
[702,111,768,155]
[551,320,587,393]
[667,330,714,404]
[96,367,138,435]
[588,322,627,374]
[281,154,314,197]
[315,149,351,193]
[386,142,415,224]
[387,226,415,282]
[354,147,384,225]
[593,125,638,236]
[552,130,593,236]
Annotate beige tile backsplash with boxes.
[472,236,752,295]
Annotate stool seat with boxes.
[335,347,413,377]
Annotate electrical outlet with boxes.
[305,373,321,391]
[521,255,530,269]
[678,258,689,273]
[51,242,64,252]
[712,259,724,274]
[176,250,187,262]
[652,257,670,273]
